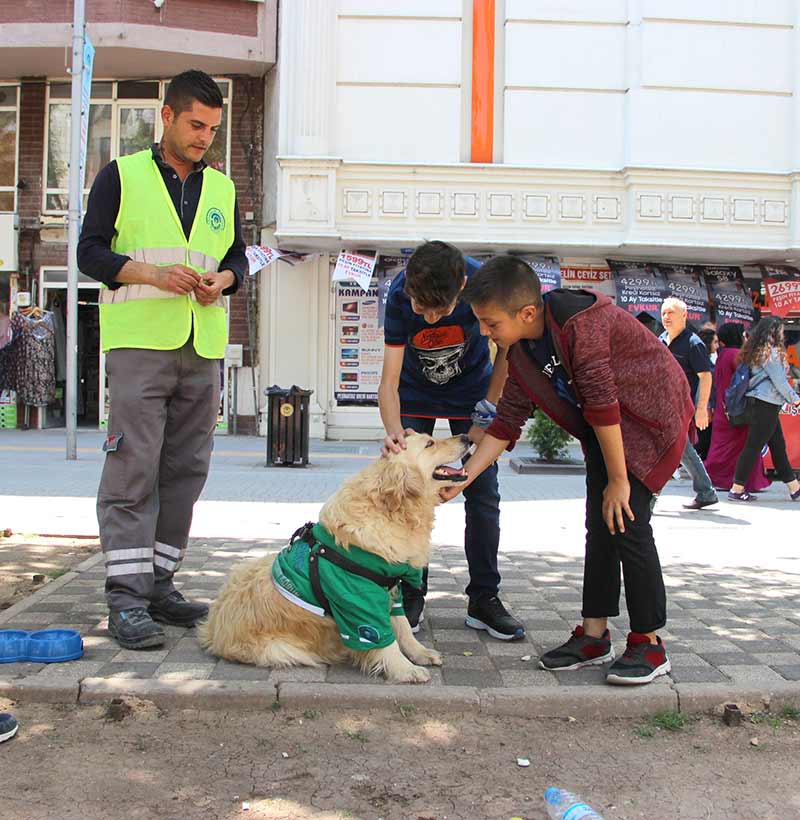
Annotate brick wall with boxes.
[0,0,259,36]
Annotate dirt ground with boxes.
[1,696,798,820]
[0,534,100,610]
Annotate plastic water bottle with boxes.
[544,787,604,820]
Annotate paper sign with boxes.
[523,255,561,293]
[658,264,710,326]
[703,266,754,327]
[760,265,800,318]
[245,245,284,275]
[331,251,377,293]
[78,35,95,196]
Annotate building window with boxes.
[43,79,232,214]
[0,85,19,213]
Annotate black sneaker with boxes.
[606,632,671,685]
[148,590,209,627]
[403,594,425,634]
[465,595,525,641]
[539,626,614,671]
[0,713,18,743]
[108,608,166,650]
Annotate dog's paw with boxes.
[412,647,442,667]
[389,664,431,684]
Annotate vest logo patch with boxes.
[357,625,380,644]
[206,207,226,233]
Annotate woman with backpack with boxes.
[704,323,770,493]
[728,317,800,502]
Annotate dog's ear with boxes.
[370,456,425,514]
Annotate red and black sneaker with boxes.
[605,632,671,685]
[539,626,614,671]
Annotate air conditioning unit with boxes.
[0,213,18,272]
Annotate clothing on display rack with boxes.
[0,311,15,392]
[4,309,57,406]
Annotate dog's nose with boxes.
[459,434,470,445]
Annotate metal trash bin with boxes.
[265,385,314,467]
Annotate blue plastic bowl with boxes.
[26,629,83,663]
[0,630,30,663]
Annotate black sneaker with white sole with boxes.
[605,633,671,685]
[539,626,615,671]
[148,590,209,627]
[108,607,166,650]
[465,595,525,641]
[0,713,18,743]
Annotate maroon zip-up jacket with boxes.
[486,289,694,493]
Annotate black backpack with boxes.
[724,363,751,426]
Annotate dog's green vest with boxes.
[99,149,235,359]
[272,523,423,651]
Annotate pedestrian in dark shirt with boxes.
[659,298,719,510]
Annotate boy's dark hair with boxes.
[461,254,543,312]
[164,70,223,115]
[404,241,465,309]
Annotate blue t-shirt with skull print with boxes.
[383,257,492,418]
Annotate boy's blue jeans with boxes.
[400,415,501,604]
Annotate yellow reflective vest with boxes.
[99,148,235,359]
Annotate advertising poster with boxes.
[658,264,711,326]
[759,265,800,319]
[607,260,667,320]
[702,266,755,327]
[560,264,616,300]
[523,255,561,293]
[333,256,404,403]
[331,251,378,293]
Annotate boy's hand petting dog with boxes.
[439,481,467,503]
[381,428,417,458]
[602,477,635,535]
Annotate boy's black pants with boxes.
[581,434,667,634]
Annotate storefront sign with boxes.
[331,251,378,293]
[760,265,800,318]
[608,260,666,320]
[560,264,616,300]
[658,264,710,326]
[703,266,754,327]
[333,258,400,403]
[523,255,561,293]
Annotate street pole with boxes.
[65,0,86,460]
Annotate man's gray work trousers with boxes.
[97,340,219,612]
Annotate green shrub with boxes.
[525,410,572,462]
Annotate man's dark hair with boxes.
[164,70,223,115]
[461,254,543,313]
[404,241,465,309]
[717,322,745,348]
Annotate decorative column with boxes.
[279,0,337,156]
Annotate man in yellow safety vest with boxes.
[78,70,246,649]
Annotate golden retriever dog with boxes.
[198,432,471,683]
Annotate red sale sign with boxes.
[764,277,800,318]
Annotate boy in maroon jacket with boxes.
[442,255,694,685]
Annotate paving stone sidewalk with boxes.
[2,537,800,715]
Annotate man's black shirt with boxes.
[77,145,246,294]
[659,326,712,403]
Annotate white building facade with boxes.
[261,0,800,439]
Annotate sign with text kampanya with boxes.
[760,265,800,318]
[607,260,667,320]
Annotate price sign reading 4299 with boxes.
[658,264,710,326]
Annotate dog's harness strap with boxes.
[293,522,405,617]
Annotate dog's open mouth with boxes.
[432,464,469,482]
